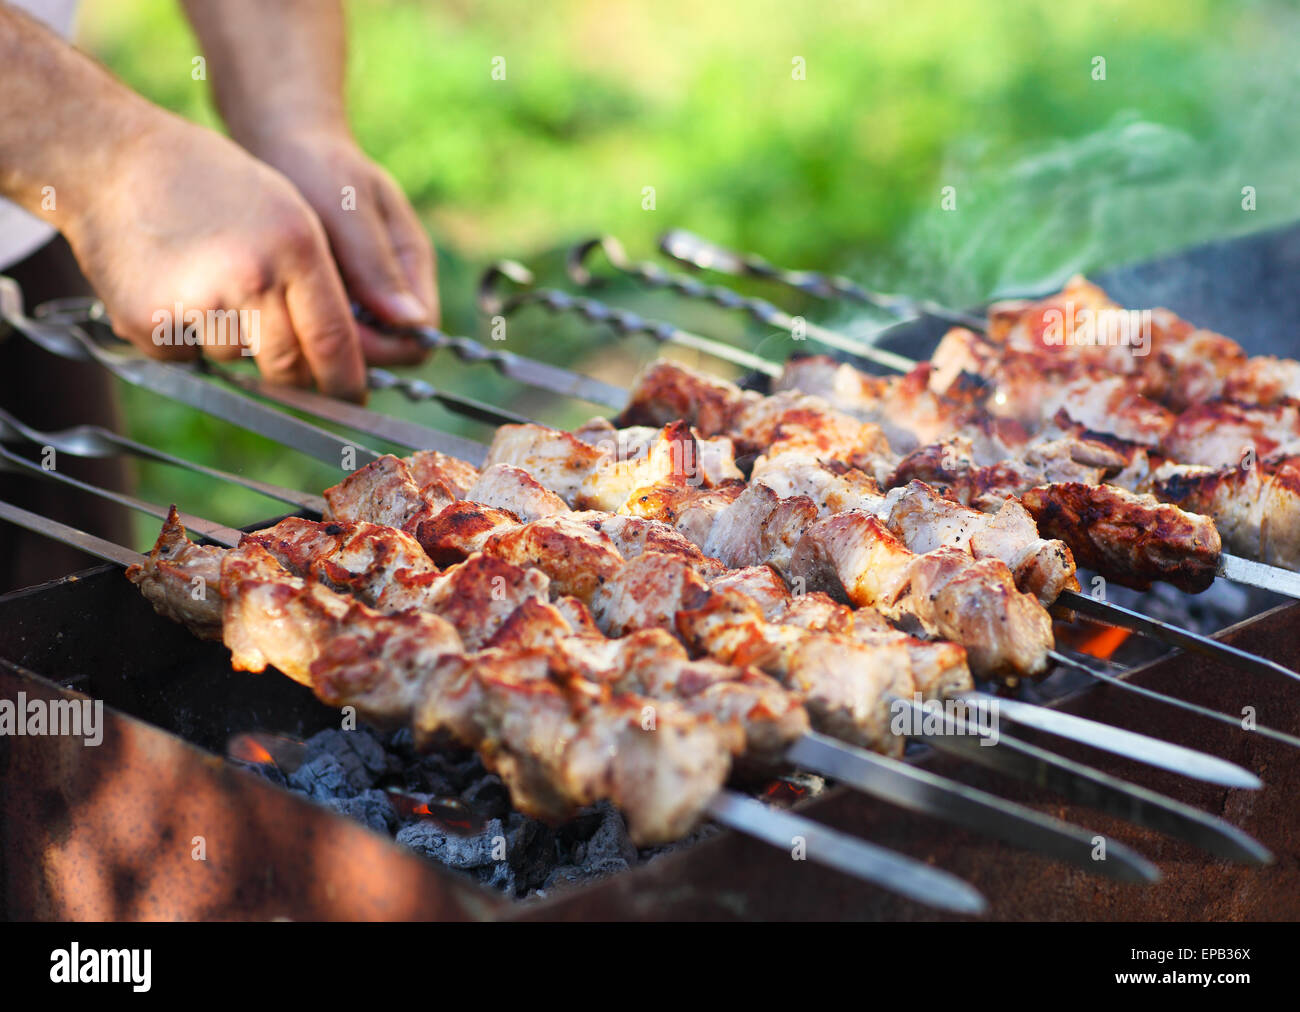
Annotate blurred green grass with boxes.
[73,0,1300,542]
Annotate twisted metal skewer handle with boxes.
[657,228,987,331]
[566,237,917,373]
[567,235,794,330]
[478,260,679,344]
[477,260,781,377]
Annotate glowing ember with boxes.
[225,731,308,773]
[761,778,808,804]
[384,788,486,836]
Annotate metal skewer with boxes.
[0,405,327,516]
[568,235,918,372]
[657,228,989,333]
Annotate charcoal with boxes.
[325,789,398,834]
[396,816,506,869]
[570,802,637,873]
[461,773,512,819]
[277,719,711,900]
[301,727,389,791]
[289,752,359,800]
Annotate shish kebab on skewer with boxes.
[114,484,1257,868]
[0,440,1275,869]
[7,283,1289,686]
[558,240,1300,578]
[18,282,1299,643]
[322,425,1057,682]
[1,499,1187,905]
[476,266,1300,602]
[4,278,1288,723]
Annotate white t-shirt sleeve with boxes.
[0,1,83,270]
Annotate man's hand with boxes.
[181,0,435,367]
[63,116,368,399]
[0,5,369,400]
[241,125,435,366]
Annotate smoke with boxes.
[868,4,1300,313]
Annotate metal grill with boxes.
[2,223,1299,920]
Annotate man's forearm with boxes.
[0,4,158,231]
[181,0,351,150]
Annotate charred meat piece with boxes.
[324,454,453,534]
[1021,482,1221,592]
[883,480,1079,604]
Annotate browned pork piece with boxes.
[486,419,743,512]
[125,507,224,640]
[789,511,1051,678]
[984,275,1250,411]
[486,598,807,762]
[618,361,894,479]
[1021,483,1222,593]
[1152,456,1300,571]
[881,480,1079,604]
[407,647,736,842]
[1161,400,1300,470]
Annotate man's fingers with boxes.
[114,316,201,363]
[248,296,311,389]
[379,183,440,327]
[283,258,367,401]
[358,323,428,366]
[324,190,429,329]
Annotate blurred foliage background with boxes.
[73,0,1300,544]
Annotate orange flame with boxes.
[1075,625,1133,662]
[228,737,277,766]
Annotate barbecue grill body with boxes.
[5,223,1300,920]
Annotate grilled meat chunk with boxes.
[582,513,725,576]
[619,359,759,434]
[466,463,570,522]
[1021,482,1222,592]
[675,590,917,754]
[883,480,1079,604]
[482,513,624,603]
[1153,457,1300,571]
[790,511,1051,677]
[219,541,463,704]
[1162,400,1300,469]
[403,450,480,498]
[485,423,611,505]
[406,646,736,845]
[324,454,450,534]
[590,551,709,636]
[244,516,442,612]
[415,499,521,565]
[488,599,806,763]
[125,506,224,640]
